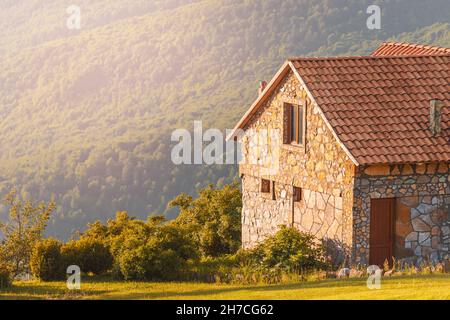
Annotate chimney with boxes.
[258,80,267,96]
[430,99,444,136]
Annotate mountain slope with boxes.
[0,0,449,238]
[0,0,201,56]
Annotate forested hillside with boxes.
[0,0,449,238]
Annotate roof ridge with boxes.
[371,41,450,57]
[379,41,450,52]
[288,53,450,61]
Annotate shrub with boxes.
[0,263,12,288]
[108,213,156,259]
[170,182,242,257]
[249,226,327,272]
[117,223,198,280]
[30,238,64,281]
[143,236,191,280]
[186,228,329,285]
[117,246,148,280]
[61,238,113,275]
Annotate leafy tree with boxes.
[0,189,55,276]
[78,220,109,242]
[95,211,162,257]
[30,238,64,281]
[61,238,113,275]
[170,182,242,257]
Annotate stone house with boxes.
[228,42,450,266]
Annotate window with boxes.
[261,179,270,193]
[285,104,305,145]
[293,186,302,202]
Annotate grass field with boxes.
[0,274,449,300]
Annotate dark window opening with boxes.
[261,179,270,193]
[293,186,302,202]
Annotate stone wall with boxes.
[353,163,450,265]
[240,71,355,262]
[242,175,345,245]
[395,195,450,263]
[241,175,292,245]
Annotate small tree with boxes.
[30,238,64,281]
[170,182,242,257]
[0,189,55,277]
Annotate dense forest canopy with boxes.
[0,0,449,239]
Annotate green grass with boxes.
[1,274,449,300]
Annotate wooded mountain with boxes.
[0,0,449,238]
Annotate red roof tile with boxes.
[290,54,450,165]
[372,42,450,56]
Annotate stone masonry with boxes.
[353,164,450,265]
[240,71,355,264]
[239,70,450,266]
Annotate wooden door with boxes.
[369,198,395,267]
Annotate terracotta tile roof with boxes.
[371,42,450,56]
[290,54,450,165]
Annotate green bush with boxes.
[117,246,148,280]
[116,225,326,282]
[249,226,327,272]
[117,223,198,280]
[0,263,12,288]
[170,183,242,257]
[61,238,113,275]
[118,245,189,281]
[30,238,64,281]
